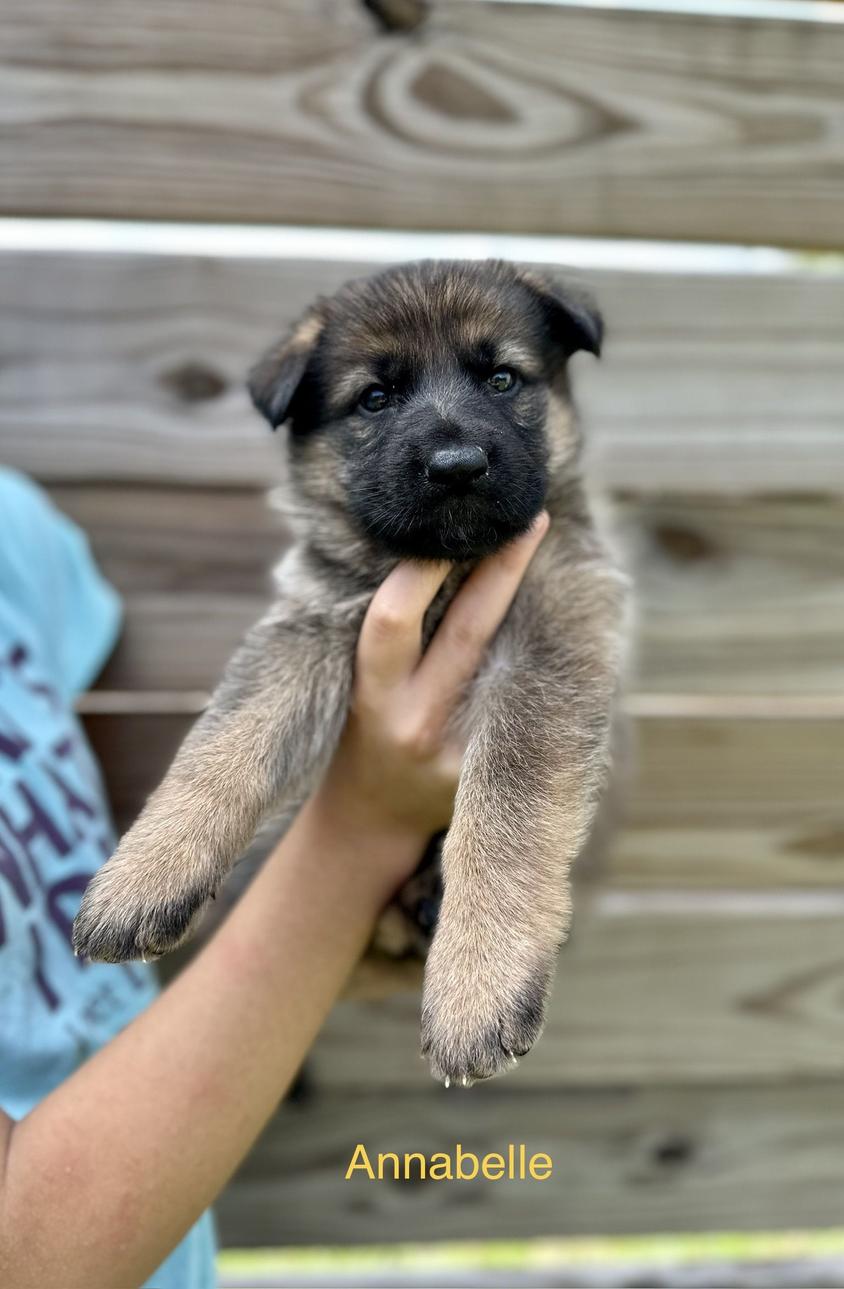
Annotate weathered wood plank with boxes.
[83,710,186,831]
[50,487,844,698]
[52,485,287,598]
[3,244,844,492]
[309,900,844,1088]
[614,495,844,698]
[53,486,279,692]
[3,1,844,247]
[217,1082,844,1245]
[612,716,844,888]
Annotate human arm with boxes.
[0,515,547,1289]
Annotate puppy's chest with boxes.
[421,564,472,648]
[421,563,524,668]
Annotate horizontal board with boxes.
[613,715,844,888]
[58,485,280,691]
[3,245,844,492]
[614,495,844,698]
[3,1,844,246]
[47,486,844,698]
[311,899,844,1089]
[83,711,187,832]
[216,1082,844,1245]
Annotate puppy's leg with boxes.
[73,609,356,962]
[421,551,627,1084]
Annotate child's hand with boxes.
[314,512,549,887]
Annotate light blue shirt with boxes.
[0,469,216,1289]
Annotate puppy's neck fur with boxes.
[269,462,591,632]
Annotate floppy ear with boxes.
[524,273,603,360]
[248,308,324,430]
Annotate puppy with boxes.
[73,259,629,1085]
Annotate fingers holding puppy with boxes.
[414,511,549,731]
[356,512,549,750]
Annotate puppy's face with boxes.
[250,260,601,561]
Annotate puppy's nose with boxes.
[426,445,488,487]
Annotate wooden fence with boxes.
[2,0,843,1251]
[4,0,844,245]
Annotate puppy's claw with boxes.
[422,966,550,1086]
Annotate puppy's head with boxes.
[250,259,601,561]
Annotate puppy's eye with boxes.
[359,386,389,413]
[487,368,518,393]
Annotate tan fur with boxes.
[73,260,629,1086]
[544,386,580,476]
[291,313,324,349]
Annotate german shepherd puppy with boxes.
[73,259,628,1085]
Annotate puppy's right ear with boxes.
[248,308,324,430]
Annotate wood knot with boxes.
[362,0,428,32]
[411,63,517,124]
[652,522,715,564]
[652,1134,695,1167]
[160,361,227,403]
[785,827,844,859]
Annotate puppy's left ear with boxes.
[525,273,603,360]
[248,307,325,430]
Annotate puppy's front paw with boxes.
[421,950,552,1086]
[72,835,214,963]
